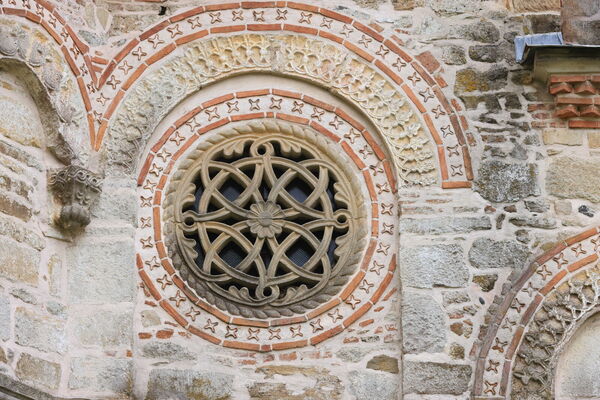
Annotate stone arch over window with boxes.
[473,227,600,399]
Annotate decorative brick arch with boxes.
[135,88,399,350]
[473,227,600,399]
[0,0,473,188]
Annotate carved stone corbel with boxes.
[48,165,102,232]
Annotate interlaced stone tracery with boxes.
[164,123,366,318]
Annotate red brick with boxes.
[236,89,270,98]
[318,30,344,44]
[247,23,282,31]
[176,29,209,45]
[138,270,162,301]
[122,64,148,90]
[569,120,600,129]
[146,43,176,65]
[169,6,204,23]
[275,113,309,125]
[287,2,319,12]
[156,329,174,339]
[140,20,171,41]
[211,25,245,34]
[272,89,302,99]
[205,3,240,11]
[352,21,384,42]
[114,38,140,63]
[188,325,221,345]
[344,41,374,63]
[138,332,152,339]
[310,325,344,345]
[383,39,412,62]
[160,300,189,327]
[318,8,352,24]
[374,59,403,85]
[565,227,598,245]
[402,84,426,113]
[241,1,277,7]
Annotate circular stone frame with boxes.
[136,88,399,350]
[163,121,367,319]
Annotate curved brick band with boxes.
[473,226,600,398]
[135,89,398,351]
[0,0,473,188]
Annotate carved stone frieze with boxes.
[108,33,437,186]
[48,165,102,231]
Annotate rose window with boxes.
[164,125,366,319]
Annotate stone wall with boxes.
[2,0,600,399]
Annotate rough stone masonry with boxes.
[0,0,599,399]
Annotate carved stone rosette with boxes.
[48,165,102,232]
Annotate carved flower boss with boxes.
[164,123,366,319]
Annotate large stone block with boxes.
[0,215,44,250]
[348,370,399,400]
[92,178,137,224]
[547,157,600,203]
[402,292,446,353]
[15,307,66,354]
[399,216,491,235]
[142,342,195,361]
[0,192,32,222]
[475,160,538,203]
[0,238,39,285]
[67,237,134,303]
[403,361,471,394]
[248,365,343,399]
[400,244,468,288]
[561,0,600,45]
[0,295,9,341]
[72,308,132,347]
[15,353,61,391]
[469,238,530,269]
[455,67,507,94]
[145,369,234,400]
[510,0,560,12]
[69,357,132,394]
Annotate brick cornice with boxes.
[550,74,600,128]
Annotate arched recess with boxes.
[0,14,89,164]
[555,311,600,399]
[473,226,600,399]
[132,70,400,349]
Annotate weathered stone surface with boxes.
[142,342,195,361]
[0,346,6,364]
[472,274,498,292]
[67,237,134,303]
[248,365,343,399]
[10,288,37,305]
[475,160,538,203]
[400,244,468,288]
[449,343,465,359]
[402,292,446,353]
[15,307,66,354]
[69,357,132,393]
[561,0,600,45]
[525,13,561,33]
[0,238,39,285]
[0,295,9,341]
[0,192,32,222]
[0,93,43,148]
[403,361,472,394]
[335,347,372,363]
[442,44,466,65]
[543,128,583,146]
[469,238,530,269]
[455,67,508,94]
[469,43,513,63]
[348,370,398,400]
[0,215,44,251]
[15,353,61,391]
[400,216,491,235]
[510,0,560,12]
[525,199,550,213]
[141,310,161,327]
[146,369,234,400]
[509,215,557,229]
[456,20,500,43]
[72,309,132,347]
[92,179,137,224]
[47,254,61,297]
[547,157,600,203]
[366,355,399,374]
